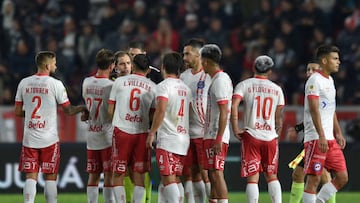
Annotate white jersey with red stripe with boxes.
[156,77,192,155]
[82,75,114,150]
[304,71,336,142]
[109,73,156,134]
[180,69,211,138]
[15,74,70,148]
[204,71,233,144]
[233,76,285,141]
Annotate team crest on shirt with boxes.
[197,81,205,89]
[309,85,314,90]
[313,162,322,172]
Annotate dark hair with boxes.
[184,38,205,50]
[307,59,319,64]
[114,51,131,65]
[200,44,222,63]
[162,52,185,75]
[128,41,145,51]
[133,54,150,71]
[35,51,56,68]
[96,49,115,70]
[316,45,340,60]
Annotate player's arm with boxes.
[231,95,243,140]
[275,105,284,136]
[333,113,346,149]
[147,98,167,149]
[308,97,328,152]
[108,102,115,120]
[62,104,88,116]
[213,101,228,154]
[14,103,25,117]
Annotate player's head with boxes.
[35,51,57,73]
[183,38,204,69]
[315,44,340,74]
[200,44,222,64]
[200,44,222,74]
[161,52,185,77]
[96,49,115,71]
[306,60,320,77]
[254,55,274,74]
[114,51,132,76]
[128,41,146,58]
[133,54,150,73]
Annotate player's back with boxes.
[15,74,70,148]
[83,76,113,125]
[82,75,114,149]
[110,74,156,134]
[234,76,285,141]
[156,77,192,155]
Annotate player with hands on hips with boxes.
[231,55,285,203]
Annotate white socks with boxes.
[193,180,206,203]
[87,186,98,203]
[303,191,316,203]
[317,182,337,202]
[163,183,180,202]
[113,186,126,203]
[246,183,259,203]
[133,186,145,203]
[157,183,166,203]
[44,180,57,203]
[184,180,195,203]
[103,186,115,203]
[177,182,184,203]
[205,182,211,198]
[24,179,37,203]
[268,180,282,203]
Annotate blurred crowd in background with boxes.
[1,0,360,106]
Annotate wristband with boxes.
[215,135,223,143]
[294,123,304,133]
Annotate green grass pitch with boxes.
[1,192,360,202]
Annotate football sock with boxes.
[289,182,304,203]
[246,183,259,203]
[303,191,316,203]
[24,179,37,203]
[317,182,337,203]
[163,183,180,202]
[103,186,115,203]
[133,186,145,203]
[87,186,98,203]
[193,180,206,203]
[184,180,195,203]
[268,180,282,203]
[113,186,126,203]
[44,180,57,203]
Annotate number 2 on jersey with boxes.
[31,96,42,119]
[255,96,273,120]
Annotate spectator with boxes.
[77,21,102,70]
[151,18,180,52]
[9,39,35,82]
[336,16,360,62]
[180,13,203,46]
[204,17,229,49]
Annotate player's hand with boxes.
[318,136,329,153]
[233,129,244,140]
[336,133,346,149]
[212,140,222,155]
[80,110,89,121]
[286,127,297,141]
[146,132,155,150]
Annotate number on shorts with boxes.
[205,148,215,158]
